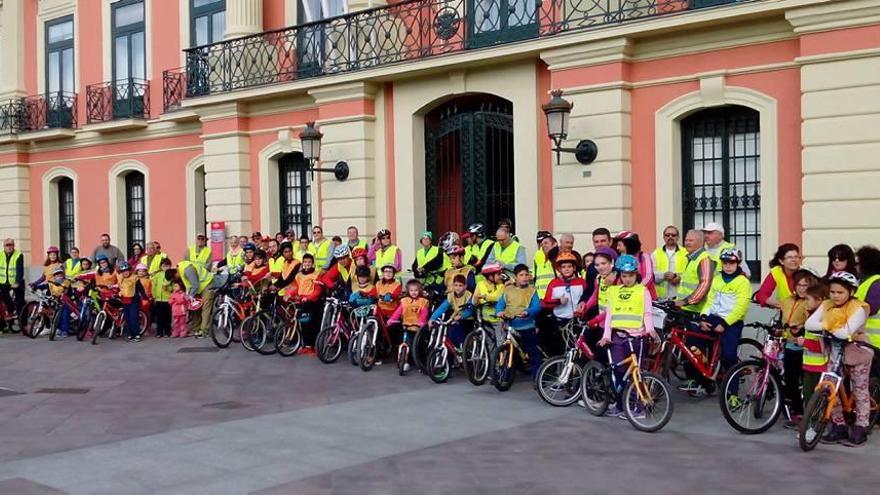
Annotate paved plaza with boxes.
[0,334,877,495]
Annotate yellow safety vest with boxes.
[680,250,712,313]
[493,240,522,274]
[0,250,22,285]
[534,250,555,299]
[856,274,880,348]
[314,239,332,270]
[652,246,688,298]
[225,250,245,271]
[178,260,214,295]
[348,239,369,255]
[188,246,212,266]
[463,244,476,266]
[607,284,646,330]
[444,265,474,293]
[140,253,168,276]
[475,279,504,323]
[769,266,793,302]
[293,243,316,262]
[64,258,82,278]
[338,262,351,283]
[416,246,447,286]
[708,241,736,273]
[374,245,399,270]
[269,256,285,276]
[597,275,613,312]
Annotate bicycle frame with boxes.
[660,324,723,380]
[604,336,646,398]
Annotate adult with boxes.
[855,245,880,354]
[371,229,401,277]
[127,243,144,269]
[285,230,297,244]
[486,226,526,279]
[533,231,557,299]
[92,233,125,267]
[176,260,215,338]
[139,241,168,276]
[464,223,494,274]
[64,247,83,278]
[755,243,801,308]
[272,241,300,295]
[0,239,24,324]
[311,226,333,271]
[185,234,211,267]
[825,243,857,279]
[412,232,446,292]
[674,230,714,314]
[217,236,244,272]
[320,245,355,296]
[702,222,750,278]
[557,233,584,273]
[582,227,612,301]
[651,225,688,300]
[294,234,315,262]
[267,239,284,277]
[615,231,656,299]
[275,232,285,244]
[346,226,369,253]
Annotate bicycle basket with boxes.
[353,305,374,319]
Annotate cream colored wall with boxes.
[0,164,31,261]
[392,62,540,262]
[0,0,27,99]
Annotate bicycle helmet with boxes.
[615,254,639,273]
[243,242,256,251]
[594,247,619,262]
[95,254,109,263]
[46,246,60,254]
[439,231,460,252]
[380,263,397,272]
[481,261,503,276]
[446,245,465,256]
[828,271,859,289]
[376,228,391,238]
[117,261,131,272]
[135,263,148,272]
[351,247,368,260]
[614,230,639,241]
[333,244,351,259]
[719,248,742,263]
[554,252,578,268]
[52,267,65,276]
[355,266,372,279]
[467,223,486,237]
[536,230,553,243]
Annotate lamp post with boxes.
[298,121,350,181]
[542,90,598,166]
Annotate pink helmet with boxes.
[481,262,503,275]
[46,246,60,254]
[135,263,148,272]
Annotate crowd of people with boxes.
[1,219,878,445]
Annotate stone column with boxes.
[225,0,263,39]
[0,0,26,100]
[308,82,379,236]
[0,160,32,264]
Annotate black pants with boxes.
[537,310,561,357]
[783,347,804,416]
[0,283,23,316]
[300,301,321,347]
[153,301,172,337]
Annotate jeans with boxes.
[58,304,71,335]
[448,320,473,348]
[783,348,804,416]
[123,300,140,338]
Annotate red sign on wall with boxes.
[210,222,225,262]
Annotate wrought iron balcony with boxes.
[86,78,151,124]
[163,67,187,112]
[175,0,744,102]
[0,92,78,135]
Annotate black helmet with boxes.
[536,230,552,243]
[467,223,485,237]
[355,266,371,279]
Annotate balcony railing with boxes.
[163,67,187,112]
[0,92,78,135]
[170,0,743,105]
[86,78,151,124]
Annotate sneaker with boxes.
[619,408,646,420]
[156,334,163,339]
[126,336,134,342]
[783,415,802,430]
[375,360,383,366]
[56,332,68,340]
[577,399,586,409]
[403,363,411,372]
[821,424,849,444]
[134,335,142,342]
[602,404,621,417]
[689,386,709,398]
[844,426,868,447]
[677,380,699,392]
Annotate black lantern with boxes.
[542,90,598,166]
[298,121,349,181]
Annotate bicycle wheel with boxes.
[20,301,38,338]
[536,355,583,407]
[397,344,409,376]
[491,344,516,392]
[347,331,361,366]
[49,309,62,341]
[411,325,431,373]
[427,348,450,384]
[240,316,264,352]
[137,311,148,337]
[737,338,763,362]
[462,331,490,386]
[211,308,235,348]
[91,312,107,345]
[359,320,379,372]
[868,377,880,431]
[255,315,278,355]
[664,346,688,382]
[799,388,831,451]
[315,327,343,364]
[276,320,302,357]
[580,361,611,416]
[623,372,674,433]
[719,360,782,434]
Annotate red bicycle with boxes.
[354,304,395,372]
[90,288,148,344]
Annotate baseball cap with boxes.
[702,222,725,235]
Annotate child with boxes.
[290,254,322,352]
[94,255,118,289]
[349,266,378,307]
[47,267,72,339]
[387,279,430,372]
[800,282,829,407]
[444,246,475,294]
[376,264,402,322]
[542,252,588,350]
[350,248,376,293]
[430,274,474,348]
[779,269,819,428]
[495,264,542,378]
[169,280,189,338]
[136,263,153,334]
[597,255,655,416]
[117,262,147,342]
[472,262,505,343]
[151,259,174,338]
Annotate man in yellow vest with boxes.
[465,223,494,274]
[185,234,212,268]
[64,247,83,279]
[412,231,447,292]
[346,226,369,254]
[651,225,688,300]
[486,226,525,280]
[674,230,715,315]
[533,231,556,299]
[140,241,168,276]
[177,260,215,338]
[312,226,333,272]
[371,229,401,279]
[855,245,880,352]
[0,238,24,328]
[293,234,316,262]
[703,222,750,278]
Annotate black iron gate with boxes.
[425,96,514,236]
[682,105,761,280]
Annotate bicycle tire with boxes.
[48,308,62,341]
[359,320,379,372]
[240,316,263,352]
[211,308,235,348]
[255,315,278,355]
[20,301,38,338]
[719,359,782,434]
[623,372,674,433]
[536,355,583,407]
[427,348,450,384]
[348,331,361,366]
[491,344,516,392]
[411,325,431,373]
[315,327,343,364]
[868,377,880,431]
[137,310,148,337]
[398,344,409,376]
[799,388,831,451]
[737,338,763,362]
[665,346,688,382]
[91,312,107,345]
[275,321,302,357]
[580,361,611,416]
[462,331,490,386]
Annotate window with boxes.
[682,106,761,280]
[125,172,146,254]
[46,16,74,96]
[111,0,146,118]
[278,154,312,237]
[57,178,75,256]
[299,0,346,22]
[296,0,347,77]
[191,0,225,46]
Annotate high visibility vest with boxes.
[856,274,880,348]
[597,275,614,312]
[348,239,369,255]
[769,266,794,302]
[400,297,429,327]
[278,259,300,296]
[493,241,522,275]
[225,250,245,271]
[338,262,351,283]
[151,270,172,302]
[607,284,646,330]
[293,243,316,262]
[188,246,212,266]
[680,250,712,313]
[652,246,688,298]
[475,279,504,323]
[444,265,474,293]
[268,256,285,276]
[374,245,399,270]
[533,250,555,298]
[178,260,213,295]
[0,250,22,285]
[708,241,736,273]
[463,245,476,266]
[416,246,445,286]
[140,253,168,276]
[294,271,319,298]
[64,258,82,278]
[314,239,332,270]
[43,262,62,280]
[350,266,376,292]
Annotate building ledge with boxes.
[157,109,199,123]
[0,133,16,144]
[83,118,149,133]
[20,128,76,142]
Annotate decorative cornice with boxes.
[786,0,880,33]
[540,38,634,71]
[307,82,380,104]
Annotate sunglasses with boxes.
[663,233,678,238]
[832,257,847,262]
[4,243,13,247]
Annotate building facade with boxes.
[1,0,878,276]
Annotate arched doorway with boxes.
[278,152,312,236]
[424,94,514,235]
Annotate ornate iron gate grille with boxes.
[425,96,514,236]
[279,153,312,237]
[125,172,146,254]
[682,106,761,280]
[57,177,75,256]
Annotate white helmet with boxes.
[439,231,460,252]
[333,244,351,259]
[827,271,859,289]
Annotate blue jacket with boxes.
[430,298,475,321]
[495,292,541,330]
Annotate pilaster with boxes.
[0,162,32,262]
[0,0,27,100]
[225,0,263,39]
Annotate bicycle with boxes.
[49,285,91,341]
[210,270,252,348]
[491,318,532,392]
[356,304,394,372]
[535,319,596,407]
[22,286,56,339]
[240,287,288,355]
[346,304,375,367]
[425,317,461,384]
[580,331,674,432]
[396,325,420,376]
[273,300,304,357]
[461,305,499,386]
[91,288,148,345]
[410,287,446,372]
[314,295,357,364]
[798,333,880,451]
[719,322,787,434]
